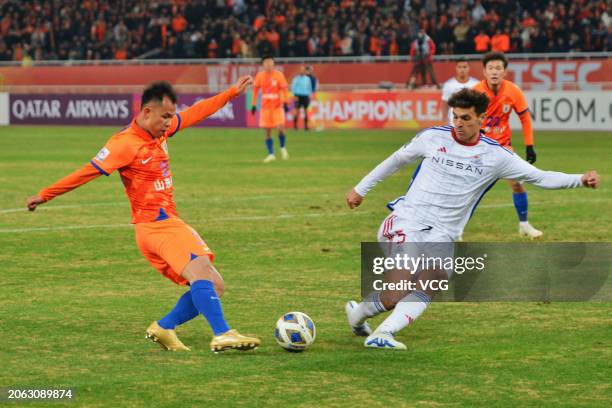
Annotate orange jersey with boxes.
[39,87,239,223]
[472,79,533,146]
[89,120,178,223]
[252,70,288,110]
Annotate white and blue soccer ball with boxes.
[275,312,316,352]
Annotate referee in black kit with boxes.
[291,65,316,130]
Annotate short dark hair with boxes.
[482,52,508,68]
[141,81,177,108]
[456,57,469,64]
[448,88,490,116]
[261,55,274,63]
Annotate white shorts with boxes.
[377,213,454,277]
[377,213,451,243]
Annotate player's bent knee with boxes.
[508,180,525,192]
[181,255,226,296]
[214,276,225,297]
[181,256,215,283]
[381,289,410,310]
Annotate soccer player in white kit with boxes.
[344,89,600,350]
[441,58,479,126]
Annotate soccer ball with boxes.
[275,312,316,352]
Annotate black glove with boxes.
[525,145,536,164]
[251,106,256,115]
[283,103,289,113]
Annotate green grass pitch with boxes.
[0,126,610,407]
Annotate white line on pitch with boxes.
[0,210,373,234]
[0,193,336,215]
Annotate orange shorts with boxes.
[259,107,285,128]
[135,218,214,285]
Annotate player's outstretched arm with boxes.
[177,75,253,130]
[498,153,600,190]
[513,87,536,163]
[27,163,103,211]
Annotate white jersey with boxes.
[355,126,583,240]
[441,77,480,125]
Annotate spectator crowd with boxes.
[1,0,611,62]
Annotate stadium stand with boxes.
[0,0,611,62]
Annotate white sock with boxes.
[350,292,387,326]
[375,291,431,334]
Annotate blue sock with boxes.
[158,291,199,330]
[265,138,274,154]
[190,280,230,335]
[513,192,528,222]
[279,132,286,148]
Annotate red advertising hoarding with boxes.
[306,91,442,129]
[1,59,610,91]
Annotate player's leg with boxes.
[303,97,310,130]
[419,62,427,88]
[180,256,230,336]
[137,223,195,351]
[374,267,443,334]
[427,61,440,88]
[276,108,289,159]
[260,109,276,162]
[263,127,275,163]
[509,180,542,239]
[277,124,288,159]
[157,291,198,330]
[181,256,260,352]
[139,220,259,352]
[407,62,419,88]
[346,213,400,335]
[365,234,453,350]
[365,267,444,351]
[156,252,225,335]
[164,219,260,351]
[346,264,412,335]
[293,101,300,129]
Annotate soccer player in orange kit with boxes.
[26,78,261,353]
[473,52,542,239]
[251,56,290,163]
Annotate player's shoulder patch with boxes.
[95,147,110,162]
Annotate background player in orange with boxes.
[251,56,289,163]
[473,52,542,239]
[26,78,261,353]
